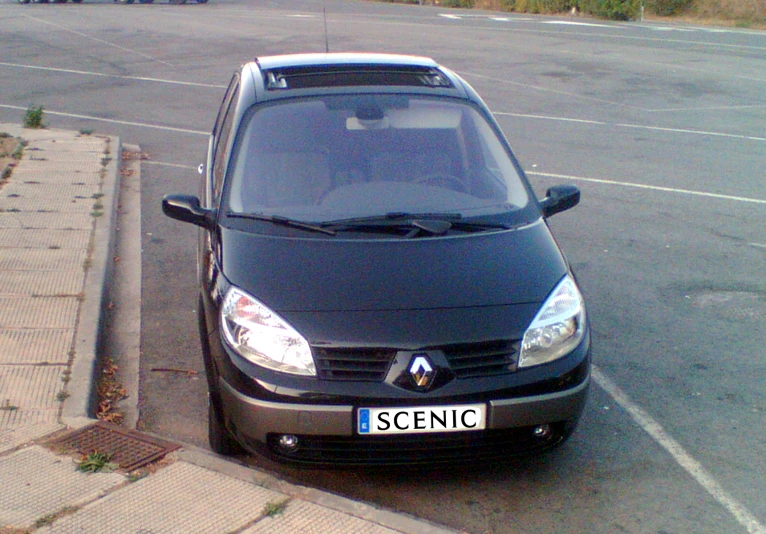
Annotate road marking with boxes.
[143,161,199,170]
[542,20,615,27]
[646,104,766,114]
[647,26,697,32]
[465,73,647,111]
[593,366,766,534]
[0,105,208,136]
[528,171,766,205]
[20,14,175,68]
[0,62,227,89]
[495,111,766,143]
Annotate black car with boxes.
[162,53,590,466]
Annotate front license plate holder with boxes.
[357,404,486,435]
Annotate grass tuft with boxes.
[262,500,289,517]
[23,106,45,129]
[76,451,119,473]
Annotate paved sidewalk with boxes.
[0,124,459,534]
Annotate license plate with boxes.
[357,404,486,435]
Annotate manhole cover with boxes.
[47,421,180,471]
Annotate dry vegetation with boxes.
[0,134,23,183]
[387,0,765,27]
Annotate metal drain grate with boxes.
[47,421,181,471]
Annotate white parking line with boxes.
[528,171,766,204]
[496,112,766,143]
[21,14,175,68]
[143,161,199,170]
[542,20,615,28]
[593,366,766,534]
[0,62,227,89]
[0,104,208,136]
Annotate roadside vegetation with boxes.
[23,105,45,129]
[0,133,24,184]
[378,0,764,25]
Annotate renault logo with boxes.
[409,355,435,388]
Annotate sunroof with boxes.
[263,65,454,90]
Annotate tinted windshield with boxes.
[226,95,529,223]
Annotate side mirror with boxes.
[162,194,215,229]
[540,184,580,218]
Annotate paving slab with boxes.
[36,461,283,534]
[8,170,105,185]
[0,195,97,213]
[12,160,104,173]
[0,422,65,454]
[0,182,102,200]
[0,328,73,364]
[0,212,95,230]
[0,446,124,530]
[29,140,107,153]
[23,152,108,163]
[0,408,61,431]
[243,498,401,534]
[0,364,65,411]
[0,271,83,296]
[0,297,79,329]
[0,248,87,271]
[0,228,91,249]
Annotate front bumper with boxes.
[220,373,589,442]
[219,367,589,464]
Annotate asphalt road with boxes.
[1,1,764,532]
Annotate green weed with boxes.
[23,106,45,129]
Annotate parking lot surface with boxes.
[1,1,764,532]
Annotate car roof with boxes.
[239,52,475,104]
[255,53,439,70]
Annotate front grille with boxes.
[314,348,396,381]
[263,424,568,466]
[442,340,518,378]
[314,341,518,382]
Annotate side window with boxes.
[212,77,240,204]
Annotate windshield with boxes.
[225,95,529,224]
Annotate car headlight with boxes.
[221,287,316,376]
[519,275,586,368]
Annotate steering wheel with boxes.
[415,173,468,193]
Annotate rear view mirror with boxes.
[540,185,580,218]
[162,194,215,229]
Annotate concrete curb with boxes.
[62,135,122,424]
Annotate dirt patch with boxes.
[0,134,23,185]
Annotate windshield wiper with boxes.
[321,212,462,236]
[322,212,509,236]
[447,220,511,231]
[323,212,461,226]
[227,212,337,235]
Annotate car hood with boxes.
[220,219,568,313]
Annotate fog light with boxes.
[532,424,552,440]
[277,434,299,452]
